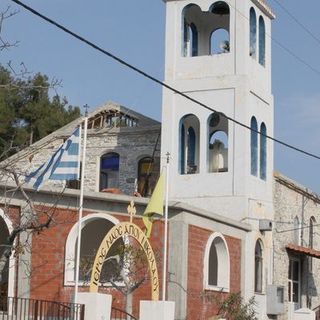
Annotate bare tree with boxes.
[0,158,65,282]
[0,6,19,51]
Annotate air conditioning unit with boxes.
[259,219,273,232]
[267,285,285,315]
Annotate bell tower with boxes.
[161,0,275,221]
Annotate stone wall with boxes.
[273,174,320,319]
[13,126,160,196]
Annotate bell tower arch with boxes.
[161,0,275,221]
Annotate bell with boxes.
[209,113,221,127]
[211,1,230,15]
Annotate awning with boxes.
[286,243,320,259]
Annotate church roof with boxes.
[2,101,160,165]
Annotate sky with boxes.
[1,0,320,193]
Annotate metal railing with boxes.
[0,296,85,320]
[111,307,138,320]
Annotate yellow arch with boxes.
[89,221,159,301]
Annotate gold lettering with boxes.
[90,222,159,300]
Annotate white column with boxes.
[140,301,175,320]
[77,292,112,320]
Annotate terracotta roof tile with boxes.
[286,243,320,259]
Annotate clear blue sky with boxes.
[1,0,320,192]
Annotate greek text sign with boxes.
[89,221,159,301]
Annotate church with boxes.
[1,0,320,319]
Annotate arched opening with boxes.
[259,123,267,180]
[100,152,120,191]
[293,216,300,245]
[208,112,228,172]
[210,28,230,54]
[182,4,200,57]
[204,233,230,291]
[64,213,121,285]
[76,219,123,283]
[179,114,200,174]
[250,7,257,58]
[309,216,316,249]
[181,2,230,57]
[309,216,316,272]
[137,157,157,197]
[210,2,230,55]
[0,216,9,307]
[259,16,266,66]
[254,240,263,293]
[250,117,258,176]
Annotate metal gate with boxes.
[0,296,85,320]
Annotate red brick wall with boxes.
[29,207,164,319]
[187,225,241,320]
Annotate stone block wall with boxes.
[11,126,160,196]
[273,174,320,319]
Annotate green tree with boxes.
[0,65,81,158]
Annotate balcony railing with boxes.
[0,296,84,320]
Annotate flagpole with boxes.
[74,116,88,303]
[162,152,170,301]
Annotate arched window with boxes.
[249,7,257,58]
[182,5,200,57]
[293,216,300,245]
[260,123,267,180]
[100,152,120,191]
[179,114,200,174]
[208,112,228,173]
[309,216,316,249]
[250,117,258,176]
[182,2,230,57]
[259,16,266,66]
[255,240,263,293]
[204,233,230,291]
[64,213,121,285]
[137,157,156,197]
[210,2,230,55]
[210,28,230,54]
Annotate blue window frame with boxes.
[100,152,120,190]
[187,127,196,169]
[250,8,257,58]
[259,16,266,66]
[260,123,267,180]
[179,114,199,174]
[251,117,258,176]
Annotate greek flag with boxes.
[25,127,81,190]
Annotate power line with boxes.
[270,0,320,47]
[227,0,320,76]
[9,0,320,161]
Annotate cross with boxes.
[83,104,90,117]
[127,200,136,223]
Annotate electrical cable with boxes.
[228,0,320,77]
[270,0,320,47]
[9,0,320,161]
